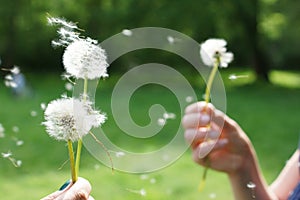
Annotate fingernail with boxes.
[59,180,71,191]
[200,114,210,123]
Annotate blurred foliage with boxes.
[0,0,299,76]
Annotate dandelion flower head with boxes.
[42,97,106,142]
[200,38,233,68]
[63,40,109,79]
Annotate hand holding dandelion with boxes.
[198,38,233,189]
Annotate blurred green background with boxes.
[1,0,300,199]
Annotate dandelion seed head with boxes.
[200,38,233,68]
[122,29,133,36]
[42,97,106,142]
[63,40,109,79]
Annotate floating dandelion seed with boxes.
[12,126,19,133]
[126,188,147,196]
[140,174,149,180]
[229,74,249,80]
[163,112,176,120]
[0,123,5,138]
[16,140,24,146]
[150,178,156,184]
[11,66,20,74]
[122,29,133,36]
[247,181,256,198]
[157,118,166,126]
[40,103,46,110]
[247,181,256,189]
[30,110,37,117]
[65,82,73,91]
[94,164,100,170]
[209,193,217,199]
[1,151,12,158]
[1,151,21,167]
[167,36,175,44]
[115,151,125,158]
[185,96,194,103]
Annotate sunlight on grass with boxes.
[270,70,300,88]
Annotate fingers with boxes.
[62,177,92,200]
[185,128,220,148]
[192,138,229,163]
[183,101,237,131]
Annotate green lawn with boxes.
[0,68,300,199]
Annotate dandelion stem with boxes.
[67,140,77,182]
[199,56,220,191]
[204,60,219,103]
[75,78,88,181]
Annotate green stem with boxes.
[74,78,88,181]
[199,57,220,191]
[204,61,219,103]
[67,140,77,183]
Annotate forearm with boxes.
[228,147,278,200]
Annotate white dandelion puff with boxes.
[122,29,133,36]
[200,38,233,68]
[63,40,109,79]
[42,97,106,142]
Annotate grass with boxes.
[0,68,300,199]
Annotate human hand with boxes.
[41,177,94,200]
[182,102,254,174]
